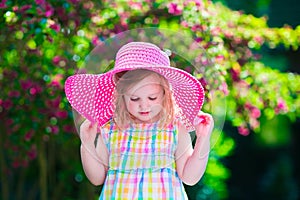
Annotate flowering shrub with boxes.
[0,0,299,199]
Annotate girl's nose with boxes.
[139,100,149,110]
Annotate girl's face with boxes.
[123,75,164,123]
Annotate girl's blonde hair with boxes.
[113,69,175,129]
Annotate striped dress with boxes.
[99,119,188,200]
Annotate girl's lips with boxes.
[139,111,150,115]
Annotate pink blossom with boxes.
[244,102,253,110]
[12,159,20,168]
[50,80,60,87]
[27,84,42,96]
[20,80,33,90]
[63,125,75,133]
[50,23,61,32]
[52,55,62,65]
[250,118,260,130]
[198,78,207,89]
[13,6,18,12]
[4,70,18,79]
[50,97,61,108]
[35,85,42,93]
[8,90,20,98]
[63,124,75,133]
[0,0,7,9]
[68,0,80,4]
[50,74,63,87]
[20,5,32,12]
[24,130,34,141]
[215,55,224,63]
[29,87,37,95]
[152,17,159,24]
[234,37,243,44]
[130,2,142,10]
[211,27,221,36]
[56,7,67,20]
[35,0,45,5]
[51,125,59,134]
[184,0,203,7]
[194,0,203,7]
[220,82,229,96]
[184,66,192,73]
[253,54,262,60]
[27,145,37,160]
[275,99,288,114]
[254,36,264,45]
[238,126,250,136]
[46,35,53,43]
[191,24,201,32]
[250,107,261,118]
[168,3,182,16]
[5,118,14,127]
[45,3,54,17]
[223,30,234,38]
[180,21,189,28]
[230,68,240,82]
[55,110,68,119]
[92,36,100,46]
[69,12,80,28]
[277,102,286,110]
[37,7,43,15]
[195,37,203,42]
[195,54,209,65]
[83,1,94,9]
[2,99,13,110]
[245,103,261,119]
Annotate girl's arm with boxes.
[80,120,109,186]
[175,112,214,185]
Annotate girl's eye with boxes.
[130,97,139,102]
[149,97,157,101]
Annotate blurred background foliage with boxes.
[0,0,299,199]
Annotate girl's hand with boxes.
[193,112,214,138]
[80,119,98,145]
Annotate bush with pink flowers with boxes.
[0,0,299,199]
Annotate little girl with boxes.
[65,42,214,199]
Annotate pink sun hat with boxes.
[65,42,204,131]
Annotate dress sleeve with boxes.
[100,120,112,152]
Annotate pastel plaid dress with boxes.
[99,119,188,200]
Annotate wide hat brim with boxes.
[65,64,204,131]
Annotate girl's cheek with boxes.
[152,104,164,112]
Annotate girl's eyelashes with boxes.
[130,97,139,102]
[149,97,157,101]
[129,96,157,101]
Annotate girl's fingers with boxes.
[194,113,214,137]
[80,120,98,142]
[81,120,96,131]
[194,112,212,126]
[193,115,204,125]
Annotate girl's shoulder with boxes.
[172,115,189,133]
[99,119,118,145]
[173,115,184,127]
[100,118,117,134]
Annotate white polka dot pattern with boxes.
[64,42,204,131]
